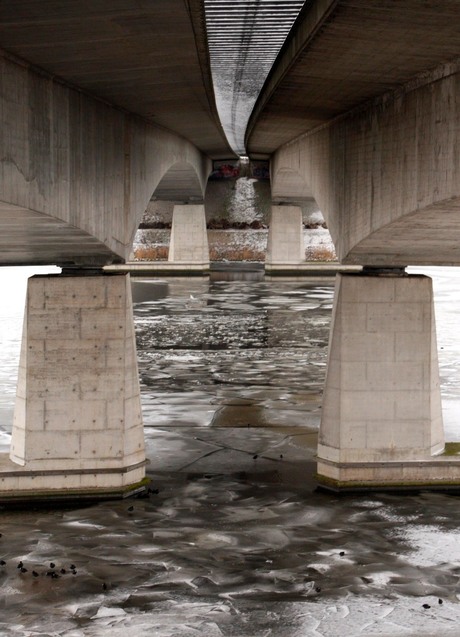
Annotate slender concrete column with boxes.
[265,205,304,268]
[316,272,458,491]
[168,204,209,265]
[1,272,146,501]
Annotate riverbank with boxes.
[133,226,336,263]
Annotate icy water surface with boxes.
[1,270,460,635]
[134,279,331,434]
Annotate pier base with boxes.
[0,272,146,503]
[317,272,460,491]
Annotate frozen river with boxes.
[1,267,460,635]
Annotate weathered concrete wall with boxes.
[9,273,145,492]
[169,205,209,264]
[0,52,211,266]
[266,206,304,265]
[318,273,444,485]
[271,61,460,266]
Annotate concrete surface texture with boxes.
[270,61,460,266]
[246,0,460,156]
[0,1,232,159]
[5,273,145,495]
[266,206,305,266]
[317,273,459,488]
[168,205,210,265]
[0,54,211,266]
[3,1,459,270]
[244,0,460,267]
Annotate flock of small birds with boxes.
[0,551,112,592]
[0,557,117,592]
[0,559,77,580]
[0,494,447,609]
[0,496,162,593]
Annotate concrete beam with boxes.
[0,1,234,159]
[0,52,211,266]
[271,61,460,266]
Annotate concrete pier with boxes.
[317,272,460,491]
[265,205,304,271]
[1,272,146,502]
[168,204,210,268]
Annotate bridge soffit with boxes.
[271,59,460,265]
[151,161,208,205]
[246,1,460,157]
[0,52,212,265]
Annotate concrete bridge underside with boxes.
[0,0,232,159]
[1,0,460,498]
[247,0,460,157]
[0,0,236,267]
[270,61,460,267]
[0,1,235,500]
[246,0,460,490]
[0,52,214,267]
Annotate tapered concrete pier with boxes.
[265,205,304,272]
[0,272,146,502]
[168,204,210,269]
[317,272,460,491]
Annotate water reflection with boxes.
[135,279,330,433]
